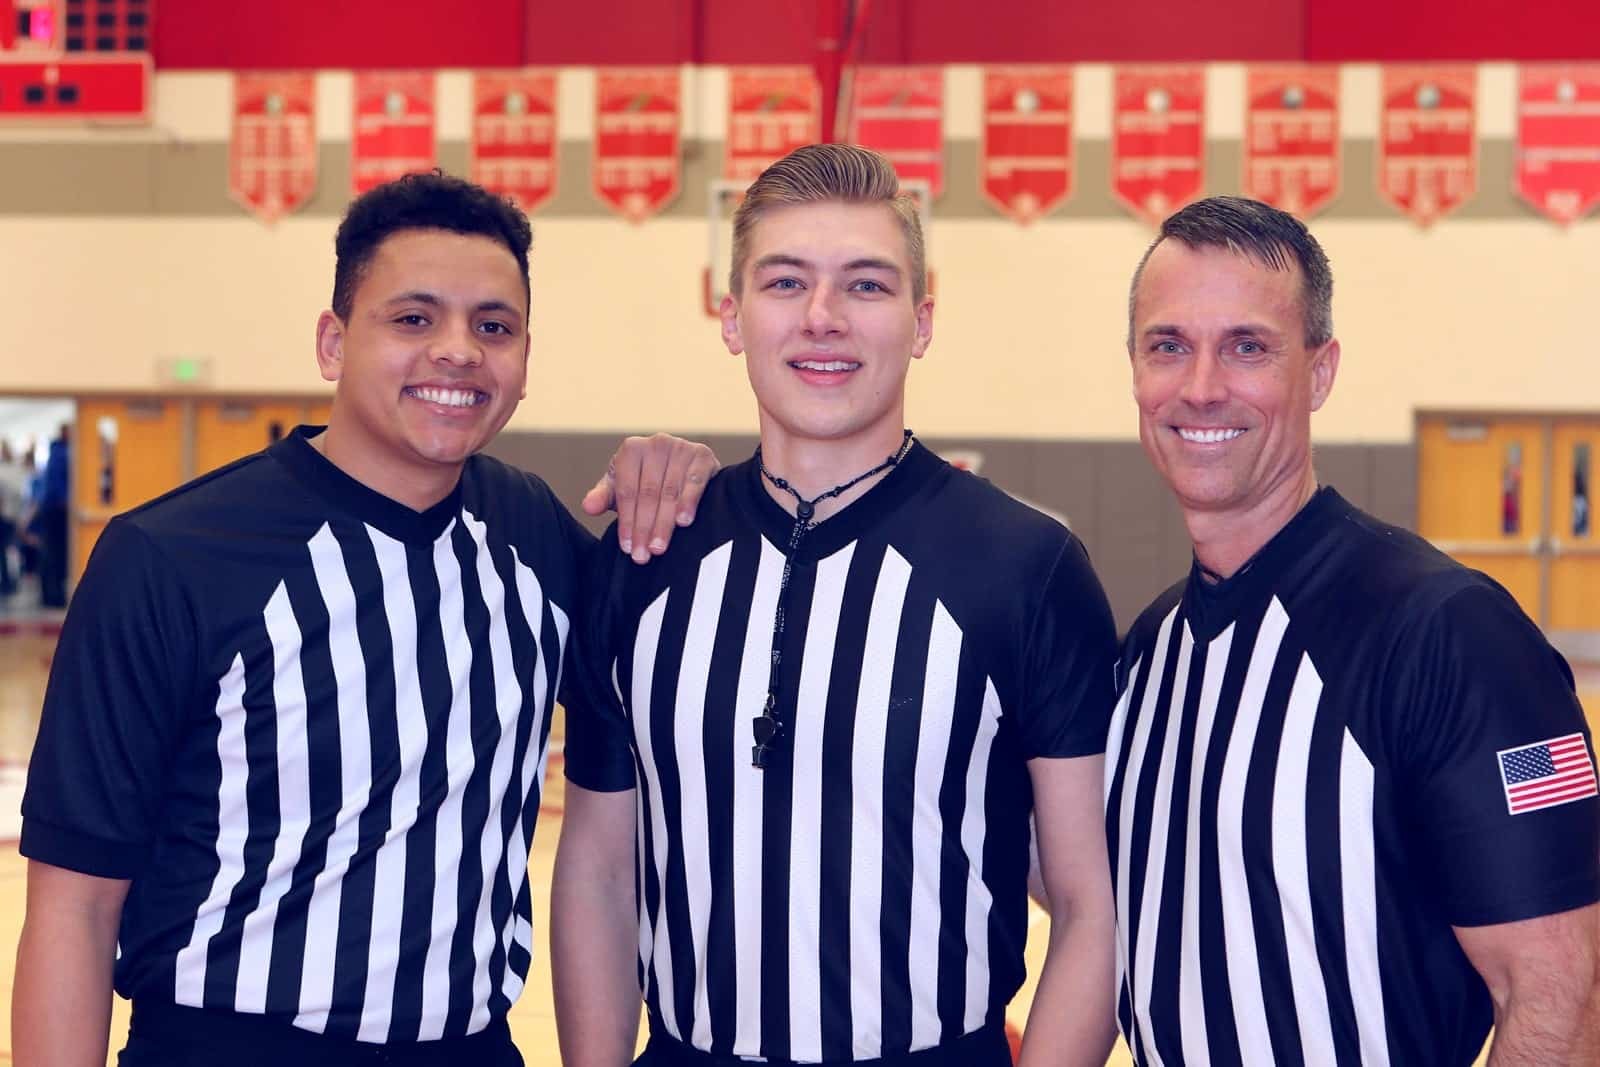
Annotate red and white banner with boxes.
[470,70,558,214]
[1112,66,1205,225]
[594,68,681,222]
[849,66,944,198]
[351,71,436,197]
[1515,65,1600,225]
[229,72,316,224]
[980,66,1073,224]
[1378,66,1477,227]
[725,67,819,183]
[1244,66,1340,218]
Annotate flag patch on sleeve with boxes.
[1497,733,1599,815]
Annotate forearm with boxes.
[1486,980,1600,1066]
[1017,908,1118,1067]
[13,904,119,1067]
[551,852,642,1066]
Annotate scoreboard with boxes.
[0,0,150,121]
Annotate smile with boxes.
[1176,427,1245,443]
[405,386,486,408]
[789,359,860,372]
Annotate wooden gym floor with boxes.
[4,602,1591,1063]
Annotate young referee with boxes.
[552,143,1120,1066]
[13,172,715,1066]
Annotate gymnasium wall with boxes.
[1,63,1597,444]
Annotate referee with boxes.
[1109,196,1600,1063]
[552,144,1120,1066]
[13,173,715,1066]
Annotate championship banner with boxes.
[1112,66,1205,225]
[594,67,681,222]
[1244,66,1340,218]
[848,66,944,198]
[352,71,436,197]
[725,67,819,183]
[229,72,316,224]
[980,66,1074,224]
[470,70,558,214]
[1515,65,1600,225]
[1378,66,1477,227]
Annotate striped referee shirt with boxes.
[22,428,589,1042]
[566,442,1118,1062]
[1106,488,1600,1066]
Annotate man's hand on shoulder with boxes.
[583,434,719,564]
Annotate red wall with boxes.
[149,0,1600,70]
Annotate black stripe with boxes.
[1305,677,1361,1066]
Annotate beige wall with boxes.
[1,65,1596,442]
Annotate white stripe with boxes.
[627,659,655,987]
[631,591,681,1040]
[1273,653,1336,1064]
[675,542,733,1050]
[293,526,375,1032]
[960,679,1003,1033]
[418,519,472,1041]
[907,601,962,1049]
[1106,652,1146,1021]
[497,551,560,1009]
[234,584,313,1017]
[1216,598,1289,1059]
[173,652,251,1007]
[787,543,855,1062]
[1177,623,1234,1067]
[850,547,913,1059]
[1103,653,1143,803]
[356,530,425,1041]
[730,539,785,1055]
[460,511,530,1034]
[1340,731,1388,1067]
[1131,622,1195,1065]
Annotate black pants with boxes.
[634,1023,1011,1067]
[120,1001,525,1067]
[0,515,14,594]
[32,504,66,607]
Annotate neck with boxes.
[310,425,459,513]
[756,424,912,525]
[1187,467,1320,580]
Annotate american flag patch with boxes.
[1498,733,1599,815]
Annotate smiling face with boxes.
[1130,239,1339,533]
[719,199,933,472]
[315,227,529,509]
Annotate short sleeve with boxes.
[1016,536,1120,760]
[1398,581,1600,927]
[562,522,640,793]
[20,519,198,879]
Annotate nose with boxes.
[1179,350,1228,407]
[429,318,483,367]
[802,282,847,338]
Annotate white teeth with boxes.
[1177,427,1245,444]
[409,386,481,407]
[793,360,859,372]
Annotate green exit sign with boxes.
[156,357,212,386]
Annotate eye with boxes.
[478,320,514,336]
[851,278,890,294]
[1151,340,1183,355]
[1233,339,1266,356]
[393,313,429,327]
[765,277,803,291]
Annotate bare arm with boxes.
[1455,902,1600,1066]
[13,860,130,1067]
[551,782,642,1067]
[1017,754,1118,1067]
[582,434,720,564]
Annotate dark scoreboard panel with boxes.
[1,0,149,121]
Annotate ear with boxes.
[719,293,744,356]
[315,310,346,383]
[1309,338,1340,412]
[519,333,531,400]
[910,295,934,360]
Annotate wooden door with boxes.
[193,399,307,476]
[1417,415,1546,622]
[1549,419,1600,635]
[73,398,185,579]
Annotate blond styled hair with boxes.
[729,143,927,304]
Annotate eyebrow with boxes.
[751,253,904,278]
[1141,322,1284,340]
[383,291,523,317]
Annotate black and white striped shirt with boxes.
[566,443,1118,1062]
[22,428,588,1042]
[1106,488,1600,1066]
